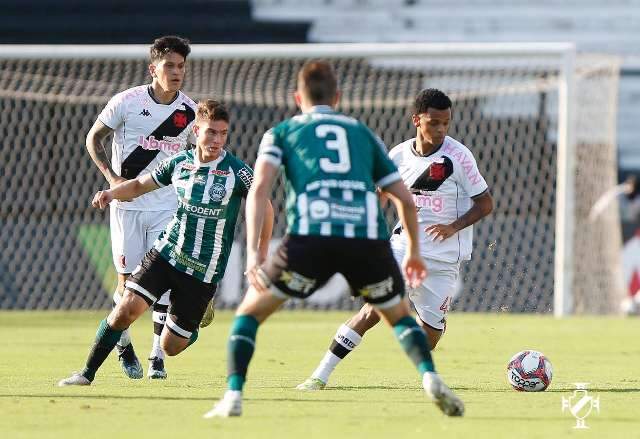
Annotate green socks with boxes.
[81,318,124,381]
[227,315,259,391]
[393,316,435,374]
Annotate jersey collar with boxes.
[410,137,447,158]
[147,85,180,106]
[195,149,226,168]
[305,105,336,114]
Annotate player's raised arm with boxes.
[86,119,125,187]
[92,174,159,209]
[381,180,427,287]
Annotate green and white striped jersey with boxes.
[258,105,400,239]
[150,149,253,283]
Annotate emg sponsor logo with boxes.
[413,194,444,213]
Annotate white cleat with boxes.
[203,390,242,418]
[295,377,326,391]
[58,372,91,387]
[422,372,464,417]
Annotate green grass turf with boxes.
[1,311,639,438]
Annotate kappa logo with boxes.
[139,109,151,117]
[209,183,227,202]
[173,112,188,128]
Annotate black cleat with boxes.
[116,343,143,379]
[148,356,167,379]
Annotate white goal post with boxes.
[0,43,623,315]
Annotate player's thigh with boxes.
[165,270,217,339]
[409,260,459,331]
[236,286,287,323]
[124,249,173,307]
[144,210,174,250]
[341,239,405,309]
[110,206,146,273]
[260,235,334,301]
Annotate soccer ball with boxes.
[506,350,553,392]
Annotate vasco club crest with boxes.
[561,383,600,429]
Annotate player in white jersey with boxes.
[85,36,197,379]
[297,88,494,390]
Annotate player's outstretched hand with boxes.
[245,251,271,294]
[92,190,113,209]
[425,223,457,242]
[403,254,427,289]
[245,265,271,294]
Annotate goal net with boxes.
[0,43,623,314]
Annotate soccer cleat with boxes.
[199,299,216,328]
[295,377,326,391]
[147,357,167,379]
[203,390,243,418]
[422,372,465,417]
[116,343,143,379]
[58,372,91,387]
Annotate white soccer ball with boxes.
[506,350,553,392]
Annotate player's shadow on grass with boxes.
[0,394,214,401]
[327,385,411,391]
[0,394,396,404]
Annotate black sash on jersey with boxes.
[120,104,195,179]
[411,156,454,192]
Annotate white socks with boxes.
[311,324,363,384]
[150,291,170,359]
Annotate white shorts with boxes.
[392,249,460,331]
[110,206,174,274]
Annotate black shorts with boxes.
[261,235,404,308]
[125,249,217,338]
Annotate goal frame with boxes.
[0,42,577,316]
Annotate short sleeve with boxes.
[458,151,489,198]
[98,92,126,130]
[236,164,254,197]
[369,130,401,188]
[151,156,177,187]
[257,127,283,167]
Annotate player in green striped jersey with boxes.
[205,60,464,418]
[58,100,274,386]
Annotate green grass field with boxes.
[1,311,639,438]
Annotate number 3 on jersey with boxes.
[317,124,351,173]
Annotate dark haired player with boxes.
[297,88,493,391]
[84,36,203,379]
